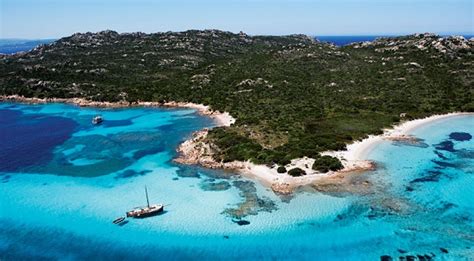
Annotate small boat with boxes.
[113,216,126,224]
[92,115,103,125]
[126,186,164,218]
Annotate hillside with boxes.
[1,30,472,170]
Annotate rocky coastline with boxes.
[175,111,474,195]
[2,95,472,196]
[173,124,378,195]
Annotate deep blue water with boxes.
[0,39,56,54]
[0,103,472,260]
[0,109,78,171]
[316,36,386,46]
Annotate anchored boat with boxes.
[92,115,103,125]
[126,186,164,218]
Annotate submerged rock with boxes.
[200,180,231,191]
[449,132,472,141]
[334,204,369,223]
[455,149,474,159]
[176,168,200,178]
[385,135,428,148]
[223,180,277,218]
[417,254,432,260]
[115,169,151,179]
[310,170,373,196]
[431,160,457,168]
[434,150,448,160]
[434,141,456,152]
[440,248,449,254]
[409,170,442,184]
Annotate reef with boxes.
[222,180,277,219]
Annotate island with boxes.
[1,30,472,193]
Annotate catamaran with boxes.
[126,186,164,218]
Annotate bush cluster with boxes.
[312,155,344,173]
[1,31,470,167]
[287,168,306,177]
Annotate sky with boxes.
[1,0,473,39]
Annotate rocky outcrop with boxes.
[271,183,293,195]
[174,129,244,170]
[350,33,473,57]
[384,134,427,146]
[174,130,215,166]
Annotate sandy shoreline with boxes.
[2,95,471,195]
[175,111,473,194]
[327,112,474,164]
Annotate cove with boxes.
[0,103,473,260]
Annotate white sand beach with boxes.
[327,112,474,166]
[176,112,473,194]
[162,101,235,127]
[2,95,471,194]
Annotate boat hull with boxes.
[113,217,126,224]
[133,208,163,218]
[126,205,164,218]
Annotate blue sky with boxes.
[1,0,473,39]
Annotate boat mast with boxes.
[145,185,150,207]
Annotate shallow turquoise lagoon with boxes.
[0,103,472,260]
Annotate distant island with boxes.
[0,29,472,189]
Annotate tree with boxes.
[288,167,306,177]
[312,155,343,173]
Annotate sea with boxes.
[0,102,472,260]
[316,36,386,46]
[0,39,56,54]
[315,35,474,46]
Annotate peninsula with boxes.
[1,30,472,192]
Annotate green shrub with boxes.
[312,155,343,173]
[288,167,306,177]
[1,31,467,169]
[277,166,287,173]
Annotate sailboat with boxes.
[126,186,164,218]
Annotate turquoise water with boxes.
[0,103,472,260]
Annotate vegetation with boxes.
[312,155,344,173]
[288,168,306,177]
[277,166,287,173]
[0,30,472,167]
